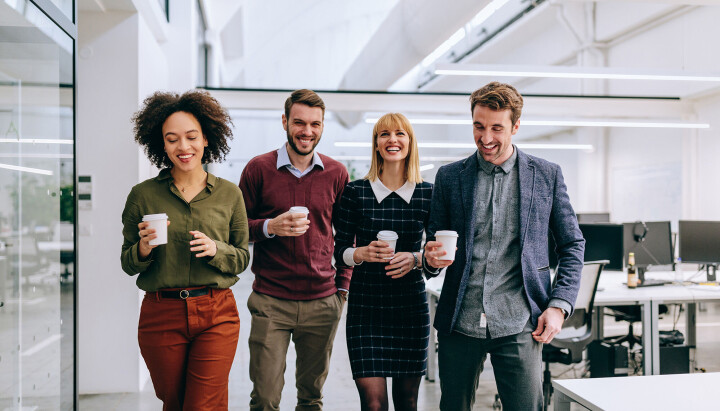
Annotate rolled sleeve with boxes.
[262,219,275,239]
[121,242,153,275]
[548,298,572,319]
[343,247,361,266]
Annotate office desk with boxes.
[593,271,697,375]
[426,271,720,379]
[552,372,720,411]
[593,271,720,375]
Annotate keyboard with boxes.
[638,279,672,287]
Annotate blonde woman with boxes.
[334,113,432,411]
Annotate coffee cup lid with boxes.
[142,213,168,221]
[435,230,458,237]
[289,206,309,213]
[377,230,398,240]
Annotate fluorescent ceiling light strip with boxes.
[365,118,469,125]
[522,120,709,129]
[517,144,593,150]
[335,142,593,150]
[0,154,73,159]
[0,163,54,175]
[0,138,74,144]
[335,142,371,147]
[332,155,467,162]
[365,118,708,129]
[419,164,436,172]
[434,64,720,82]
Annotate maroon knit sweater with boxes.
[238,150,351,300]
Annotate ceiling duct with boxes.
[338,0,491,92]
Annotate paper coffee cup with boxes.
[289,206,309,218]
[377,230,398,258]
[142,213,168,246]
[435,230,458,260]
[289,206,309,234]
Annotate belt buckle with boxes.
[179,289,190,299]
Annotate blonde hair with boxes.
[365,113,422,183]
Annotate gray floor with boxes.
[78,271,720,410]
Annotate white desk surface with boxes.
[426,270,720,304]
[552,372,720,411]
[596,270,720,305]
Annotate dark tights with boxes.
[355,376,421,411]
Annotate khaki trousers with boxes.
[247,291,344,411]
[138,288,240,411]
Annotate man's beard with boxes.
[287,131,321,156]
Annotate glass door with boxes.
[0,1,75,409]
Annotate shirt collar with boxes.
[369,179,416,204]
[476,144,518,175]
[156,168,217,191]
[276,144,324,171]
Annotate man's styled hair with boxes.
[470,82,524,125]
[284,89,325,119]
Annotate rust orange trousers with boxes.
[138,287,240,411]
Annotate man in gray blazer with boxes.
[423,82,585,411]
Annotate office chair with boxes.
[604,305,668,349]
[541,260,608,411]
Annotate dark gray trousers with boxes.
[438,329,543,411]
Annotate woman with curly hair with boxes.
[121,90,249,410]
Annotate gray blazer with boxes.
[427,149,585,335]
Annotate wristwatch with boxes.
[411,252,420,270]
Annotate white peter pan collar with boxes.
[369,179,416,204]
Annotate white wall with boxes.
[77,11,142,394]
[77,3,197,394]
[689,93,720,220]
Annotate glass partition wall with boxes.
[0,1,76,409]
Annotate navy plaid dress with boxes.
[334,179,432,378]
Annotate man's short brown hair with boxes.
[470,82,524,125]
[284,89,325,119]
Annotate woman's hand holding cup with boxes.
[137,219,170,259]
[353,241,394,264]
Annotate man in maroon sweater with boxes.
[239,89,351,410]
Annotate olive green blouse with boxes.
[121,169,250,291]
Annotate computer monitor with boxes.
[679,220,720,281]
[577,212,611,224]
[549,223,624,271]
[623,221,674,285]
[623,221,674,267]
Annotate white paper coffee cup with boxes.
[377,230,398,258]
[289,206,309,234]
[289,206,309,218]
[142,213,168,246]
[435,230,458,260]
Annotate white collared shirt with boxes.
[276,144,324,177]
[342,178,417,266]
[368,179,416,204]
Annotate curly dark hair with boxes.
[132,90,233,169]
